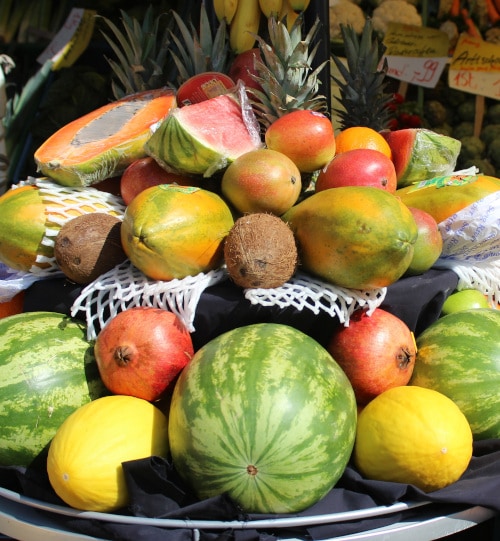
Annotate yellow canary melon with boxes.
[47,395,169,512]
[354,386,473,492]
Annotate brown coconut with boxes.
[224,213,297,289]
[54,213,127,284]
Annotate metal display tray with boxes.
[0,486,497,541]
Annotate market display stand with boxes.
[0,491,497,541]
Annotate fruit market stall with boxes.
[1,0,500,540]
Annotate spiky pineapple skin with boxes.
[331,19,393,132]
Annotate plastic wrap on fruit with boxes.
[434,189,500,306]
[384,128,462,188]
[144,81,263,178]
[0,262,40,302]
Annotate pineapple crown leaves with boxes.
[98,6,173,98]
[248,16,329,128]
[331,18,393,131]
[168,5,231,86]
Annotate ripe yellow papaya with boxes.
[396,174,500,224]
[0,180,124,273]
[0,185,49,271]
[282,186,418,290]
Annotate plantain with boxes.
[229,0,261,54]
[258,0,283,18]
[212,0,239,24]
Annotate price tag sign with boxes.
[448,33,500,100]
[37,8,96,70]
[383,23,450,88]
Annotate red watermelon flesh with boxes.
[383,128,461,188]
[145,90,263,178]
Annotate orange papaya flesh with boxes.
[0,185,50,271]
[282,186,418,290]
[396,174,500,224]
[34,88,176,188]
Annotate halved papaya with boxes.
[34,88,176,187]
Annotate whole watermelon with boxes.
[168,322,357,514]
[410,308,500,440]
[0,312,108,467]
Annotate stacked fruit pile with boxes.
[0,4,499,523]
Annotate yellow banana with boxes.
[279,0,300,30]
[229,0,261,54]
[288,0,311,12]
[212,0,239,24]
[258,0,283,18]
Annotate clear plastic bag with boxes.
[435,190,500,305]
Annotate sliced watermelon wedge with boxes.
[383,128,462,188]
[145,86,263,177]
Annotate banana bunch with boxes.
[0,0,71,45]
[212,0,312,54]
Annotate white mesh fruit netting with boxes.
[71,259,387,341]
[14,177,126,276]
[71,261,228,340]
[244,272,386,321]
[435,190,500,305]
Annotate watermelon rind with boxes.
[388,129,462,188]
[0,312,108,467]
[145,89,262,178]
[410,308,500,440]
[168,322,357,514]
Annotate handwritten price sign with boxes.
[383,23,450,88]
[448,33,500,100]
[37,8,96,70]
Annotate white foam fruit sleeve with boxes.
[434,190,500,305]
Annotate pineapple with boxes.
[331,18,394,131]
[168,4,231,86]
[99,4,231,99]
[98,6,173,99]
[248,15,330,131]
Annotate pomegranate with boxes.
[176,72,235,106]
[327,308,416,406]
[94,306,194,401]
[120,156,197,206]
[315,148,397,193]
[228,48,263,94]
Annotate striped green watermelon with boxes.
[410,308,500,440]
[145,91,262,178]
[0,312,108,467]
[168,323,357,514]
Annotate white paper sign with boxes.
[385,56,449,88]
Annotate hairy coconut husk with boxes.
[224,213,297,289]
[54,213,127,284]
